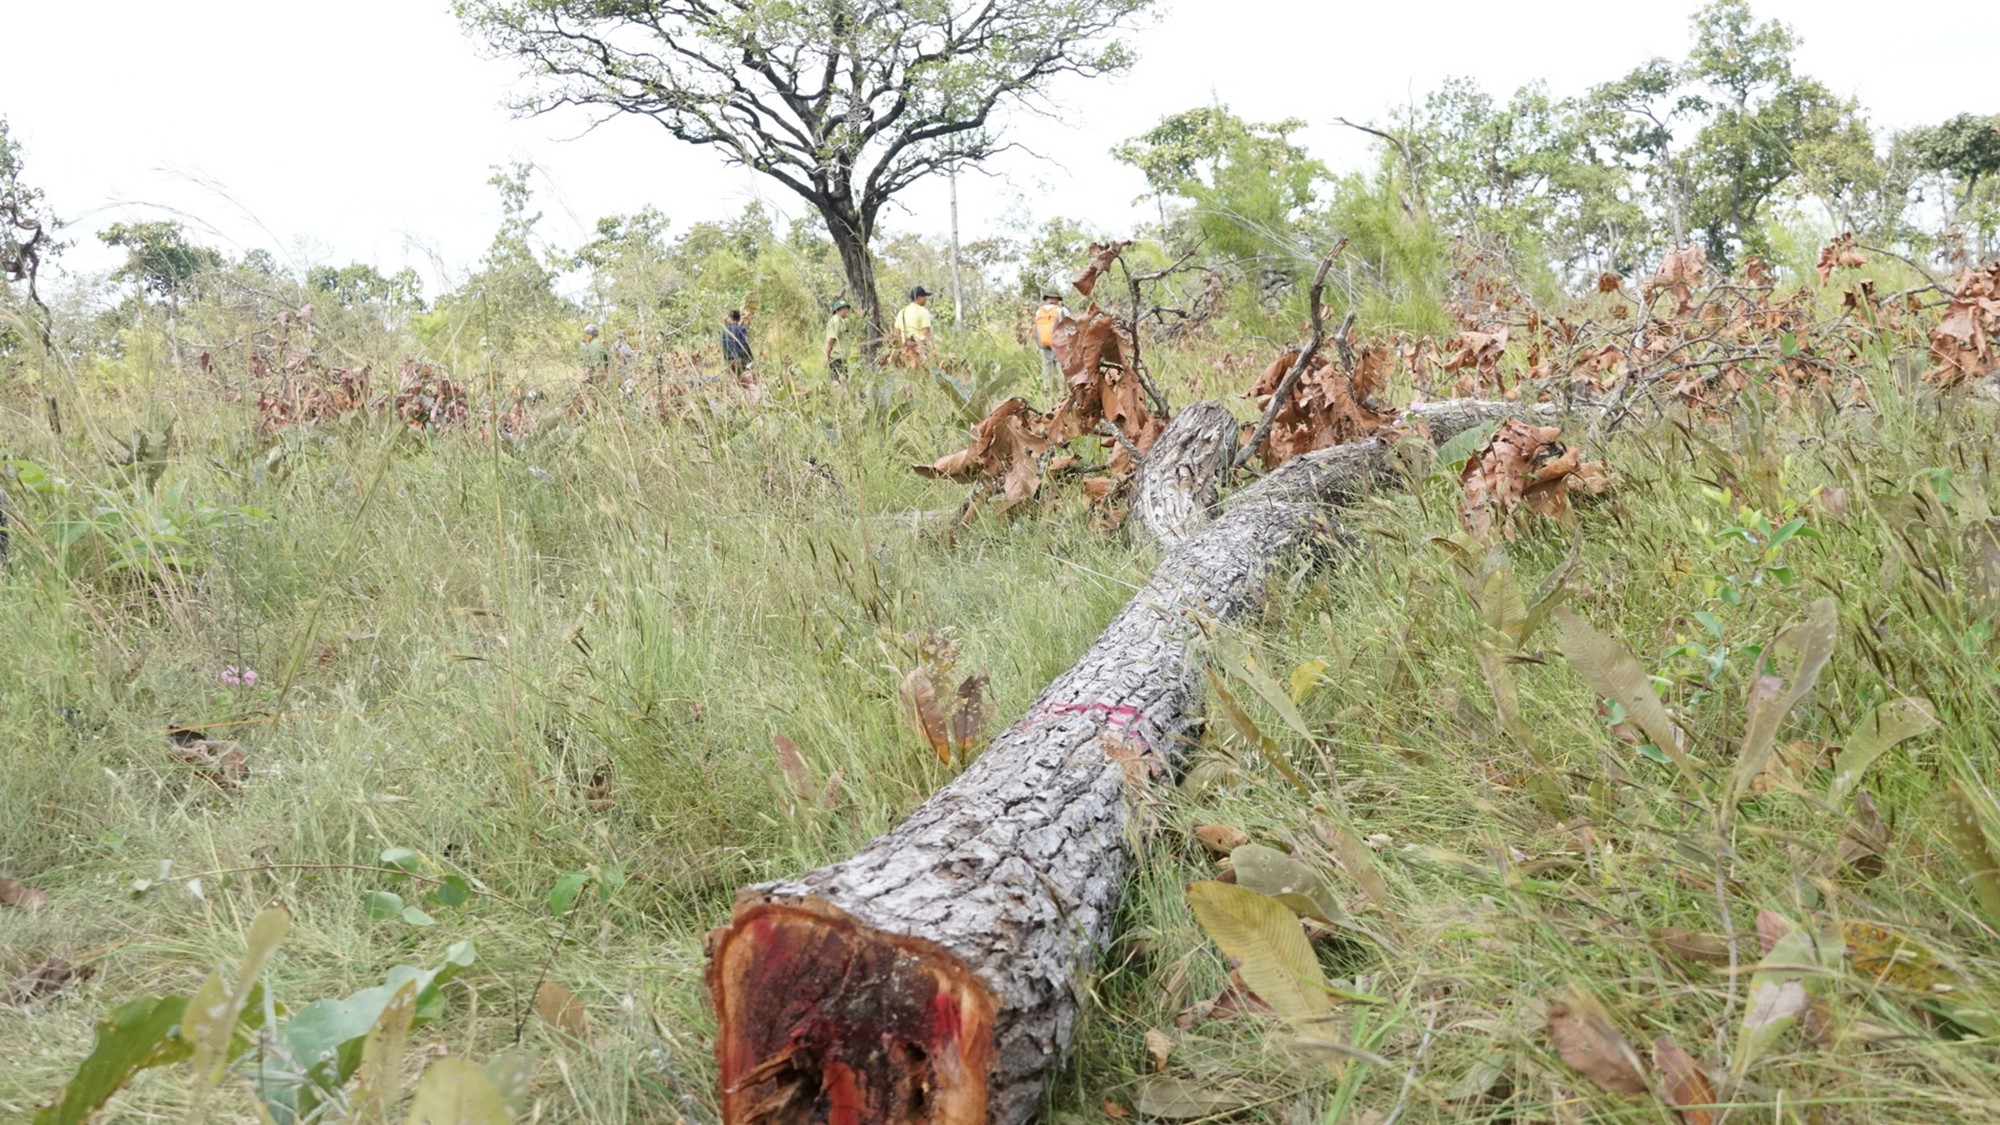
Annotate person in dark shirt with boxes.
[721,309,753,376]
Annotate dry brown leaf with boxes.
[1649,926,1734,966]
[1072,240,1133,298]
[535,980,590,1042]
[1241,348,1394,469]
[1546,994,1648,1095]
[1144,1028,1174,1073]
[1926,263,2000,387]
[1194,824,1250,856]
[168,738,248,789]
[1460,420,1613,541]
[1102,1099,1131,1119]
[771,733,812,804]
[1,957,92,1006]
[0,878,48,914]
[1756,908,1793,957]
[1650,1036,1716,1125]
[951,674,990,753]
[1815,232,1868,285]
[913,397,1053,506]
[899,669,952,763]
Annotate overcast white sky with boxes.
[3,0,1992,296]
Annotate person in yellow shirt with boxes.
[1033,291,1069,394]
[893,286,934,367]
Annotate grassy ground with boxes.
[4,341,2000,1123]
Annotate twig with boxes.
[1334,310,1358,374]
[1233,238,1348,471]
[1095,420,1143,466]
[1856,243,1953,297]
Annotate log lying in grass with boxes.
[1130,400,1238,549]
[706,400,1537,1125]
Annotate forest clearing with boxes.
[6,1,2000,1123]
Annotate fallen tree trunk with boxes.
[706,400,1540,1125]
[1129,400,1238,549]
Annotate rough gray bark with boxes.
[1130,400,1239,549]
[707,399,1546,1125]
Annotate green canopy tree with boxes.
[1912,114,2000,206]
[1676,0,1871,263]
[99,220,225,310]
[459,0,1154,347]
[1115,106,1323,268]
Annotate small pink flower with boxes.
[241,668,259,687]
[220,665,243,687]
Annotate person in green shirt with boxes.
[823,298,857,380]
[578,324,610,380]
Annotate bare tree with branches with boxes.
[459,0,1155,347]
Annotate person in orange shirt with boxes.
[1034,291,1068,395]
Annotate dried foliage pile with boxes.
[1928,262,2000,387]
[1458,419,1616,542]
[914,306,1164,515]
[1240,344,1394,470]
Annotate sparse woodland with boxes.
[6,2,2000,1123]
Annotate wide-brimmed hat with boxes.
[831,298,852,312]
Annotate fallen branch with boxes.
[705,397,1544,1125]
[1235,239,1349,470]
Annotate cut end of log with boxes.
[707,895,997,1125]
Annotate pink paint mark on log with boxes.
[1035,701,1144,736]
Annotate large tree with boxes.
[458,0,1154,344]
[1,116,60,352]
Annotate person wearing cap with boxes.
[579,323,610,379]
[823,298,857,380]
[1034,291,1069,392]
[894,285,934,366]
[721,309,753,376]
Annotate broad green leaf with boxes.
[1207,671,1309,793]
[1229,844,1345,925]
[33,996,191,1125]
[1555,609,1692,779]
[262,942,476,1124]
[548,872,590,917]
[1733,916,1839,1076]
[1942,782,2000,928]
[1478,565,1529,642]
[427,875,472,908]
[1520,531,1584,643]
[366,890,406,920]
[1187,881,1330,1025]
[401,906,437,927]
[1728,598,1839,822]
[1215,641,1313,742]
[1288,659,1328,704]
[1131,1076,1253,1120]
[352,981,418,1125]
[187,906,291,1088]
[482,1052,534,1115]
[404,1057,511,1125]
[1431,419,1501,474]
[380,847,421,874]
[1827,699,1937,805]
